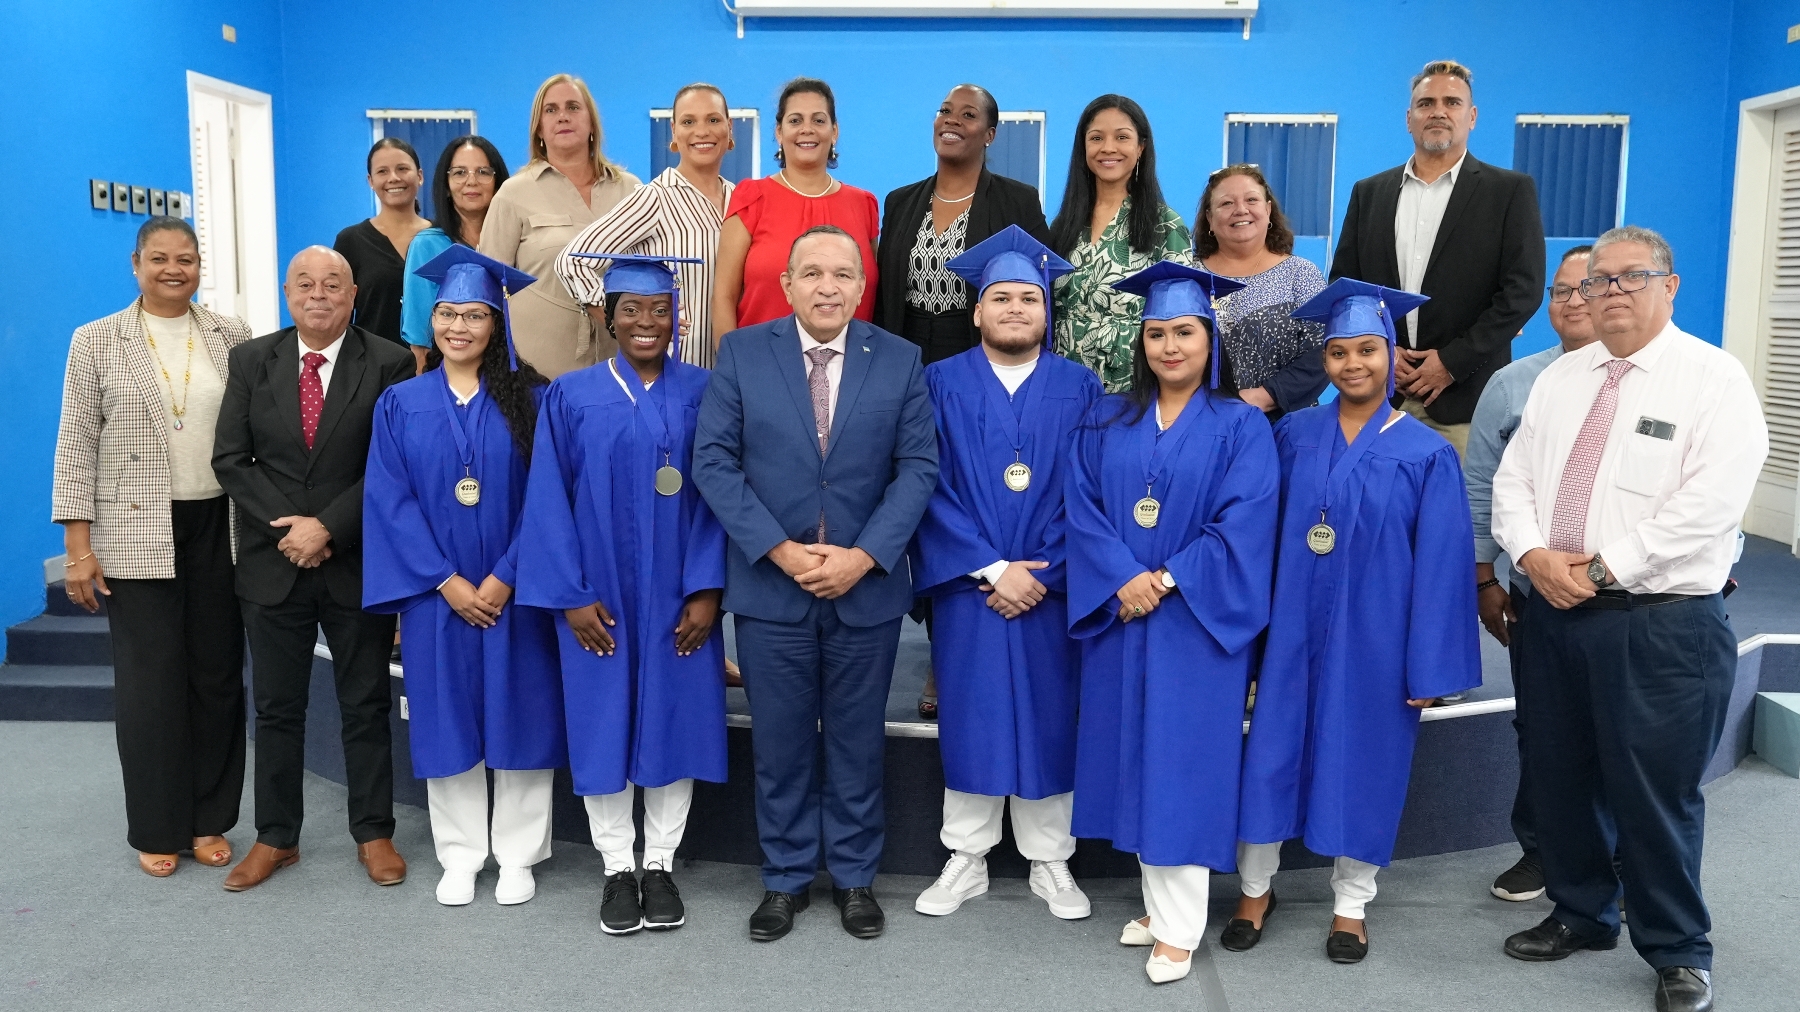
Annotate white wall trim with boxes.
[185,70,268,106]
[1743,84,1800,112]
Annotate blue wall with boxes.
[2,0,1794,628]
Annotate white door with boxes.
[188,73,279,335]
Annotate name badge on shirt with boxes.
[1634,417,1676,441]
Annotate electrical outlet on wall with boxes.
[149,189,166,215]
[130,186,148,214]
[90,179,110,210]
[111,182,130,212]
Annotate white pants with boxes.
[583,779,694,874]
[940,789,1076,862]
[1140,861,1210,951]
[426,763,554,873]
[1236,840,1381,919]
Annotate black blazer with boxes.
[1329,155,1545,425]
[213,325,415,607]
[874,168,1052,343]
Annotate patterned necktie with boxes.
[1546,359,1633,553]
[806,345,838,543]
[300,351,328,450]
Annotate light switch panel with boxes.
[111,182,130,212]
[90,179,111,210]
[130,186,148,214]
[149,189,166,215]
[174,192,192,219]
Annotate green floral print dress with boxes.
[1052,198,1192,393]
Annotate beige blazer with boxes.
[479,160,641,377]
[52,299,251,579]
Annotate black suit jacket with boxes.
[212,325,415,607]
[874,168,1051,344]
[1329,155,1545,425]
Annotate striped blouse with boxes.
[556,167,735,367]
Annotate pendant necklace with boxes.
[140,308,196,431]
[439,376,483,507]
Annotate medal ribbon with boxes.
[970,352,1047,467]
[436,371,486,483]
[608,354,682,464]
[1140,390,1204,501]
[1317,399,1391,524]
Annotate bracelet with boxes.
[1476,578,1500,591]
[63,552,93,567]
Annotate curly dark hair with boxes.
[1191,164,1295,260]
[423,313,548,462]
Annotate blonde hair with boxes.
[527,73,617,181]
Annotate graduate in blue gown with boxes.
[1230,278,1481,965]
[1065,261,1279,985]
[516,253,726,936]
[363,245,564,908]
[908,226,1102,921]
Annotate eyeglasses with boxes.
[447,167,496,183]
[1577,271,1672,299]
[1546,283,1584,304]
[433,307,492,326]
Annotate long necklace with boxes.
[140,308,196,431]
[775,169,836,198]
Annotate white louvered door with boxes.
[1758,107,1800,551]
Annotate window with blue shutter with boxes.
[990,112,1046,198]
[1513,115,1629,238]
[368,110,476,222]
[1223,114,1337,238]
[650,108,761,182]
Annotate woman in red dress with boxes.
[711,77,880,340]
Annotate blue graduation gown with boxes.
[515,356,728,797]
[362,373,566,780]
[1066,392,1279,869]
[1239,404,1481,867]
[912,349,1101,799]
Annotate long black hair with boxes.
[423,314,548,462]
[429,136,510,246]
[1048,95,1168,259]
[1099,316,1217,429]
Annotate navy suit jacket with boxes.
[694,315,939,627]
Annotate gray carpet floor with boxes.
[2,722,1795,1011]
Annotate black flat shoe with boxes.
[1655,967,1713,1012]
[1503,916,1619,961]
[1219,891,1278,952]
[833,886,885,939]
[641,869,685,930]
[600,871,643,935]
[1326,929,1368,964]
[749,889,809,942]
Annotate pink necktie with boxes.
[300,352,327,450]
[806,346,838,543]
[1546,359,1633,553]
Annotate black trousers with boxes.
[902,306,977,366]
[1518,591,1736,970]
[104,496,245,854]
[241,567,397,849]
[1506,584,1536,855]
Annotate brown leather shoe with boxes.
[357,838,407,886]
[223,842,299,892]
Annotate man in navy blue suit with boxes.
[694,225,938,941]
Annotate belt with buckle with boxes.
[1576,590,1693,611]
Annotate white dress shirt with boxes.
[297,331,347,397]
[1491,321,1768,596]
[1394,152,1466,346]
[798,320,849,429]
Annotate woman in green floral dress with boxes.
[1048,95,1191,393]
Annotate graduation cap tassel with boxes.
[503,285,520,372]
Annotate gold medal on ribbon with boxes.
[1134,496,1161,529]
[455,476,481,507]
[1306,511,1336,555]
[1003,461,1032,493]
[655,465,684,496]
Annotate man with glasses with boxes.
[1464,245,1597,904]
[1491,227,1767,1012]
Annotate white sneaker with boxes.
[914,852,988,915]
[436,867,477,906]
[1146,951,1192,984]
[1029,859,1091,920]
[495,866,536,905]
[1120,916,1153,946]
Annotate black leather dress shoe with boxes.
[1325,929,1368,964]
[1503,916,1619,961]
[749,889,809,942]
[1219,892,1278,952]
[833,886,885,939]
[1655,967,1713,1012]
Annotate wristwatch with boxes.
[1587,555,1612,588]
[1160,570,1177,590]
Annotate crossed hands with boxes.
[981,561,1049,619]
[441,574,513,628]
[1516,548,1600,611]
[272,515,331,567]
[1116,569,1173,623]
[769,540,875,600]
[1394,348,1452,405]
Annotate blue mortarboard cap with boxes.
[945,225,1074,349]
[568,252,704,360]
[1110,261,1248,388]
[414,245,538,371]
[1290,278,1431,399]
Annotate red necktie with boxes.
[300,352,327,450]
[1547,359,1633,553]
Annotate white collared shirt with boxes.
[297,331,347,395]
[798,319,850,429]
[1491,321,1768,595]
[1394,151,1467,346]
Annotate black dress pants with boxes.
[903,306,976,366]
[1518,591,1736,971]
[104,495,245,854]
[241,567,397,849]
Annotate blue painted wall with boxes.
[2,0,1795,628]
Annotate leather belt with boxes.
[1576,590,1694,611]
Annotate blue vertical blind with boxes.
[990,115,1045,195]
[1513,117,1627,238]
[1224,118,1336,237]
[370,113,474,222]
[650,111,760,182]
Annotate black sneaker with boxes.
[641,869,685,930]
[600,871,643,935]
[1492,851,1546,902]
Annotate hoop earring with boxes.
[827,145,839,170]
